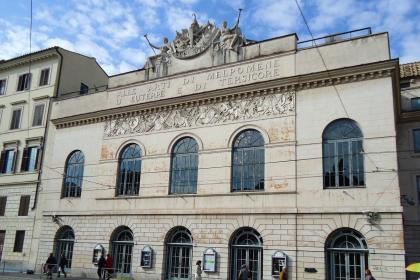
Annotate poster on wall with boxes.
[141,245,153,268]
[92,244,105,264]
[203,248,217,272]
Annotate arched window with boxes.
[55,226,75,268]
[326,228,368,280]
[232,129,265,192]
[170,137,198,194]
[322,119,364,188]
[62,151,84,198]
[111,226,134,274]
[116,144,141,196]
[230,227,263,280]
[165,227,193,280]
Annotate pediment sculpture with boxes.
[145,9,246,60]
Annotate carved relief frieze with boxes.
[104,91,295,137]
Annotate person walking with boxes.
[365,268,376,280]
[195,260,202,280]
[238,264,250,280]
[57,253,68,278]
[45,253,57,280]
[279,266,288,280]
[97,255,106,279]
[104,254,114,280]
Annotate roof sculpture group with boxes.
[144,9,245,60]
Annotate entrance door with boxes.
[57,240,74,268]
[114,242,133,274]
[332,252,364,280]
[0,231,5,262]
[233,247,262,280]
[168,245,192,280]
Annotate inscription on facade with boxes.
[104,91,295,137]
[108,57,286,108]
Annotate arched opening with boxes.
[116,144,141,196]
[165,227,193,280]
[230,227,263,280]
[231,129,265,192]
[54,226,75,268]
[325,228,368,280]
[110,226,134,274]
[169,137,198,194]
[62,150,84,198]
[322,119,364,188]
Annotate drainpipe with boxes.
[31,47,63,210]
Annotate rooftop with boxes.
[400,61,420,78]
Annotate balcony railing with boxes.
[297,27,372,49]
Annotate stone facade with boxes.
[36,27,406,280]
[0,47,107,272]
[397,61,420,280]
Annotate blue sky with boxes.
[1,0,419,75]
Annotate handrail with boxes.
[297,27,372,49]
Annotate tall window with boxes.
[0,197,6,216]
[116,144,141,196]
[232,129,265,192]
[0,79,6,95]
[62,151,84,198]
[326,228,368,280]
[18,195,30,216]
[165,227,193,280]
[230,227,263,280]
[21,146,41,172]
[417,176,420,205]
[39,68,50,86]
[323,119,364,188]
[55,226,75,268]
[111,227,134,274]
[414,129,420,153]
[17,73,31,91]
[10,107,22,130]
[32,103,45,126]
[13,230,25,252]
[0,231,5,261]
[170,137,198,194]
[0,149,17,174]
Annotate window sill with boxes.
[61,196,81,200]
[323,186,366,190]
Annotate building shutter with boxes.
[0,197,6,216]
[18,196,30,216]
[20,148,29,172]
[12,150,18,173]
[13,231,25,252]
[0,151,5,173]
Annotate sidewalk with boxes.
[0,272,97,280]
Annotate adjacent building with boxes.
[397,61,420,280]
[0,47,107,272]
[36,22,406,280]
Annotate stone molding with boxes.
[54,66,394,130]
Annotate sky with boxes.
[0,0,419,76]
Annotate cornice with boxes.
[0,50,59,72]
[54,60,398,129]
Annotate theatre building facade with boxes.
[36,22,405,280]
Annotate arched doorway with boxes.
[111,226,134,274]
[230,227,263,280]
[165,227,193,280]
[55,226,75,268]
[326,228,368,280]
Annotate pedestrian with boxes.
[57,253,68,278]
[365,268,376,280]
[45,253,57,280]
[279,266,288,280]
[97,254,106,279]
[238,264,250,280]
[105,254,114,280]
[195,260,202,280]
